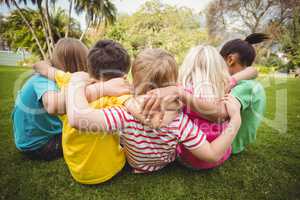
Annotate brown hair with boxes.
[131,48,178,95]
[87,39,130,80]
[51,38,88,73]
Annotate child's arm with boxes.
[228,66,258,92]
[33,60,59,81]
[125,95,180,128]
[184,95,241,163]
[175,67,257,121]
[85,77,131,102]
[42,90,66,115]
[143,86,228,122]
[34,61,130,102]
[66,72,128,132]
[232,66,258,82]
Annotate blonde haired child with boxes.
[65,48,242,173]
[179,45,230,101]
[177,45,232,169]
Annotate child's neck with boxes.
[230,64,245,75]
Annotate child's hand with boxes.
[142,86,181,116]
[222,94,241,120]
[33,60,54,79]
[225,77,238,94]
[33,60,51,71]
[103,77,132,97]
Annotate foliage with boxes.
[206,0,296,37]
[72,0,117,41]
[101,0,208,64]
[0,0,117,58]
[16,54,40,66]
[254,64,276,74]
[0,8,81,58]
[279,8,300,70]
[74,0,117,26]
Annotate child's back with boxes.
[177,45,231,169]
[61,92,127,183]
[97,106,206,173]
[58,40,131,184]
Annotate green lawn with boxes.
[0,66,299,200]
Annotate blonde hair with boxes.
[179,45,230,100]
[51,38,88,73]
[131,48,178,95]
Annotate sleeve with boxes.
[33,76,59,101]
[117,95,132,105]
[231,81,253,111]
[178,114,206,150]
[55,70,71,88]
[99,106,131,132]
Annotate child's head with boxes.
[51,38,88,73]
[220,33,269,70]
[131,48,178,95]
[87,39,130,80]
[179,45,230,100]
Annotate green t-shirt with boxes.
[231,80,266,154]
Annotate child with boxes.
[34,39,131,184]
[220,33,268,154]
[11,38,88,161]
[140,45,258,169]
[65,48,242,173]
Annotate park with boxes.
[0,0,299,199]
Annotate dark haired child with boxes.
[220,33,268,154]
[34,39,131,184]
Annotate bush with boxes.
[17,55,40,67]
[255,64,276,74]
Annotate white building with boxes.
[0,37,31,66]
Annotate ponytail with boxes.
[245,33,270,45]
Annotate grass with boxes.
[0,65,299,200]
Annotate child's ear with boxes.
[227,54,238,67]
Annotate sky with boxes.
[0,0,213,29]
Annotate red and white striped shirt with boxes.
[100,107,206,173]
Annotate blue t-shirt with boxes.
[12,74,62,151]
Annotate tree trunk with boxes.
[37,3,52,58]
[45,0,55,52]
[65,0,73,38]
[79,20,91,41]
[12,0,47,59]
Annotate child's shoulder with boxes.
[164,112,185,129]
[91,95,131,109]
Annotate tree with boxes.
[279,7,300,70]
[0,0,118,58]
[0,8,81,57]
[72,0,117,41]
[0,0,48,59]
[206,0,296,37]
[103,0,208,64]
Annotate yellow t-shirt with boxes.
[56,71,128,184]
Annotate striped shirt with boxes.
[100,107,206,173]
